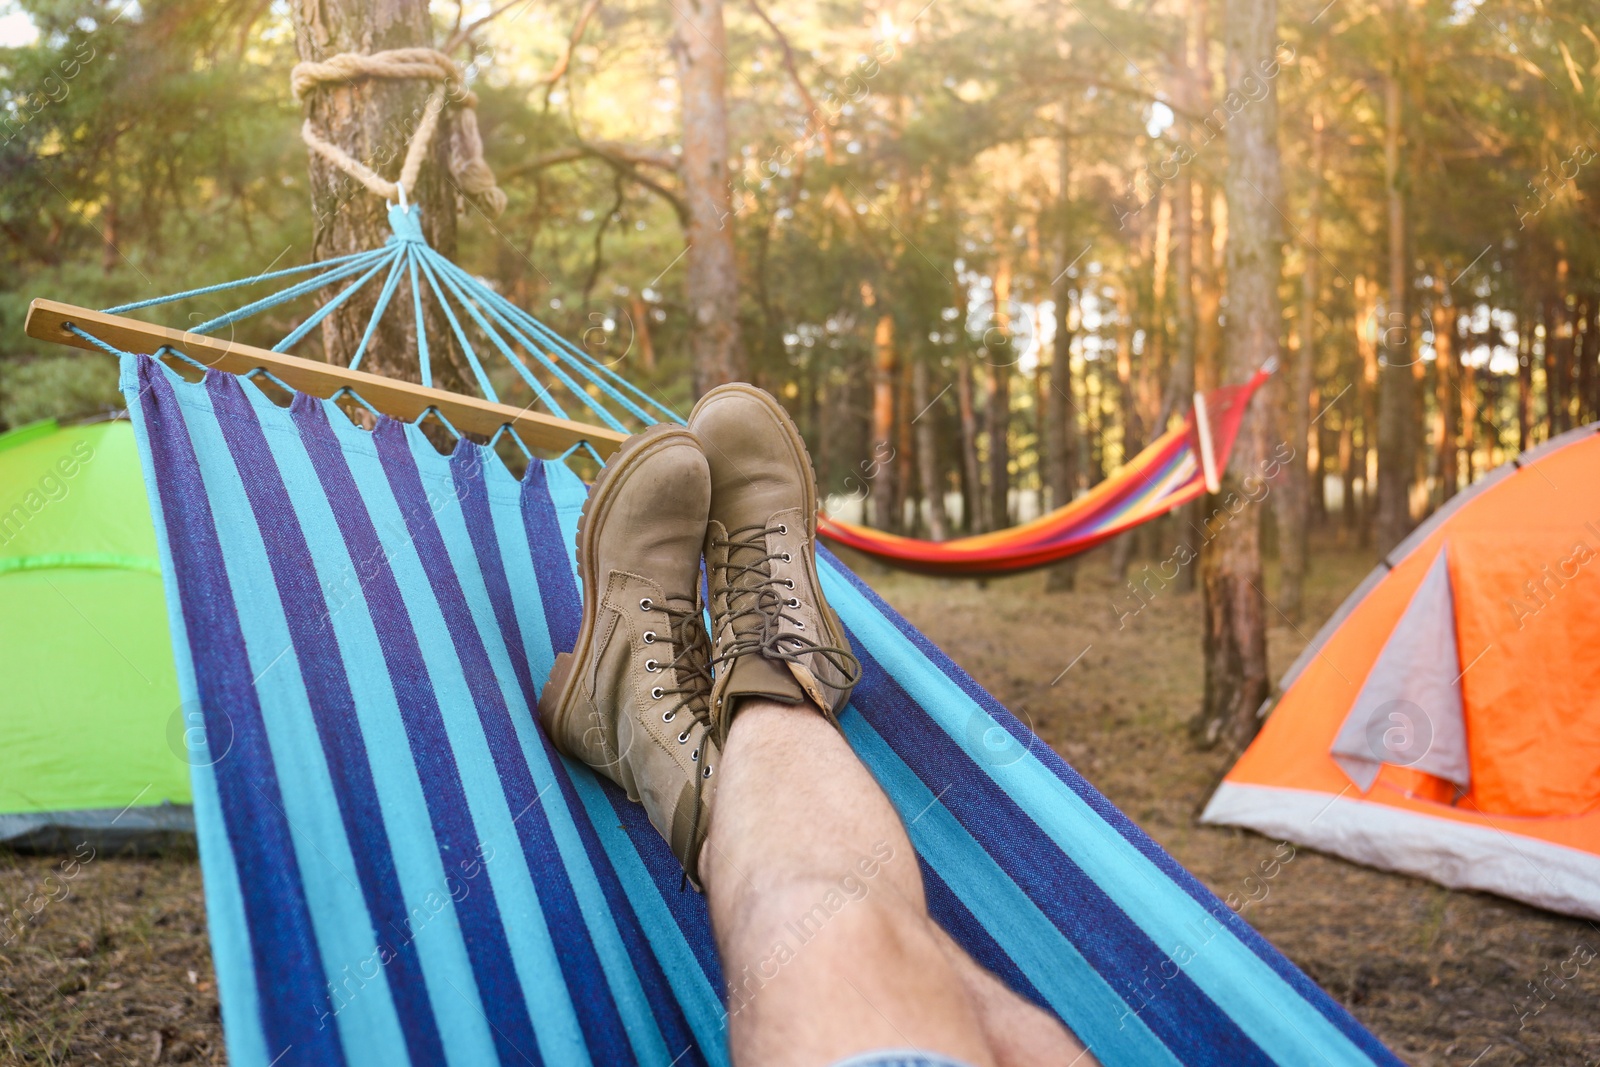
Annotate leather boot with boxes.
[688,384,861,745]
[537,424,719,887]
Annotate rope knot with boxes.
[386,202,428,243]
[291,47,507,216]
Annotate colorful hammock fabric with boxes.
[818,370,1272,576]
[116,349,1398,1067]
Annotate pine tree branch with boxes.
[509,139,678,176]
[744,0,833,164]
[535,0,604,87]
[507,140,687,222]
[443,0,539,54]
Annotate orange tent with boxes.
[1203,423,1600,918]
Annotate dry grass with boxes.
[3,537,1597,1064]
[0,844,221,1064]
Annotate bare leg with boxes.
[700,700,1094,1067]
[930,925,1099,1067]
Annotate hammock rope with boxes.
[64,202,681,452]
[291,47,507,215]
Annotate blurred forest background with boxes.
[3,0,1599,741]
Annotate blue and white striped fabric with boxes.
[121,353,1400,1067]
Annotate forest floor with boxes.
[2,536,1598,1065]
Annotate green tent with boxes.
[0,418,190,850]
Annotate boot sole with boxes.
[538,423,703,767]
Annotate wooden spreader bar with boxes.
[26,298,629,458]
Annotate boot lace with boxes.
[708,523,862,688]
[647,596,717,892]
[647,597,715,739]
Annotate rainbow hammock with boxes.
[818,368,1272,576]
[34,206,1398,1066]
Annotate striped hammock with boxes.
[109,348,1396,1066]
[819,369,1272,576]
[29,200,1396,1065]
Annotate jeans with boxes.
[827,1051,978,1067]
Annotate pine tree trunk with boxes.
[1481,363,1502,466]
[1338,415,1355,538]
[816,359,837,487]
[1193,0,1280,751]
[1191,0,1223,397]
[1517,304,1533,452]
[1435,291,1460,502]
[673,0,747,395]
[1579,299,1598,425]
[1459,328,1477,486]
[1550,280,1573,434]
[1278,109,1320,623]
[1164,14,1204,593]
[1045,253,1079,590]
[986,364,1011,532]
[1139,194,1171,567]
[1373,61,1414,556]
[895,357,915,532]
[630,294,657,372]
[868,305,898,530]
[1560,269,1575,432]
[1188,0,1222,394]
[1309,386,1327,523]
[1542,296,1559,438]
[291,0,462,387]
[957,354,983,533]
[1355,275,1379,542]
[1110,288,1143,581]
[1086,364,1106,485]
[1169,185,1197,424]
[986,261,1014,532]
[912,360,950,540]
[1146,193,1171,421]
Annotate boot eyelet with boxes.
[690,746,700,761]
[781,552,792,563]
[784,578,794,588]
[702,765,714,778]
[677,729,691,744]
[795,620,806,630]
[645,659,660,672]
[642,630,656,643]
[786,597,801,608]
[639,597,653,611]
[651,686,664,699]
[777,523,787,535]
[663,710,676,722]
